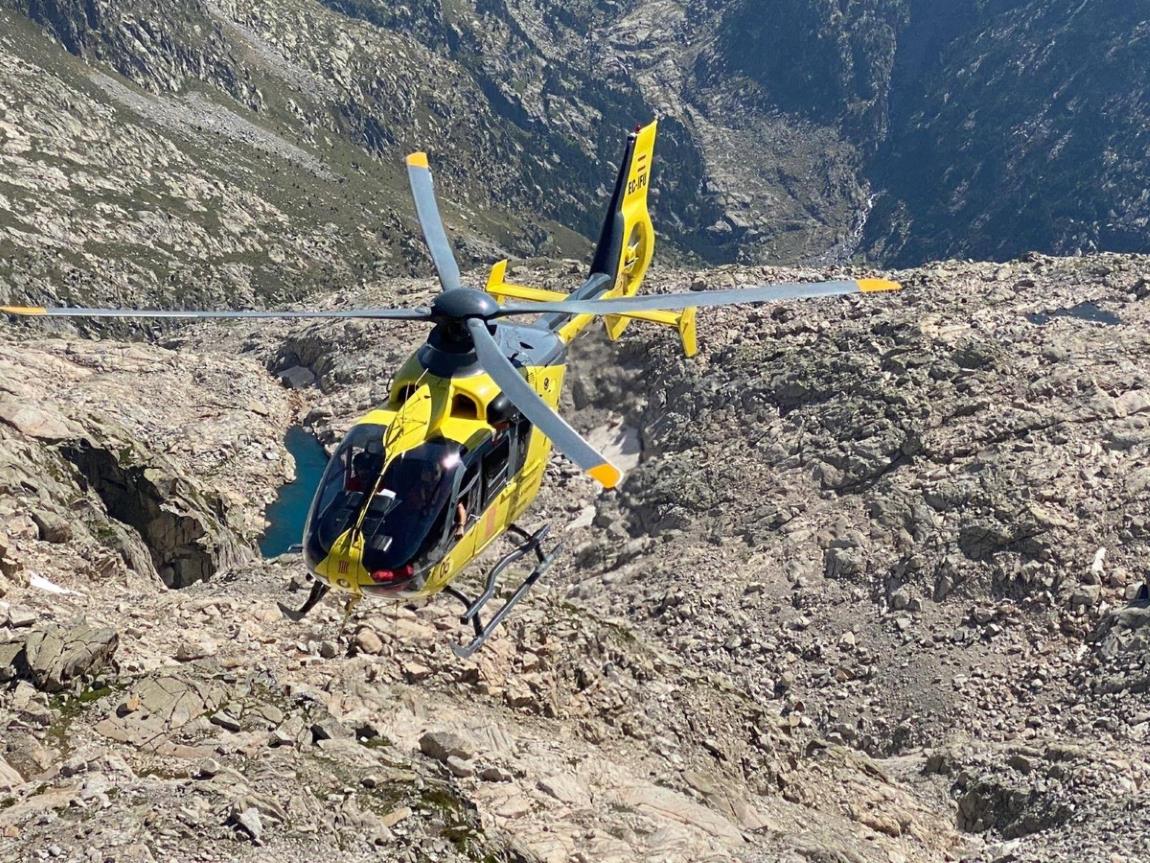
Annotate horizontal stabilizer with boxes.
[485,261,698,356]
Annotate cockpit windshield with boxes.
[304,429,464,575]
[360,442,462,568]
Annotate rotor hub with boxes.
[430,289,499,323]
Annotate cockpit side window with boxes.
[509,417,533,477]
[460,462,482,512]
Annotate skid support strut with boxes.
[444,524,563,659]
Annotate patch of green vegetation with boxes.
[45,682,122,757]
[78,683,118,704]
[91,521,121,544]
[49,682,121,715]
[418,784,465,816]
[306,752,366,790]
[42,455,72,484]
[416,784,503,862]
[440,822,491,860]
[357,784,411,816]
[352,772,499,860]
[136,764,191,781]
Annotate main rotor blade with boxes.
[466,318,621,489]
[1,305,433,321]
[491,278,901,318]
[406,152,463,293]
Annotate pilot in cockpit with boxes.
[346,443,384,493]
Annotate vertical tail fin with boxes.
[591,120,657,298]
[486,121,687,351]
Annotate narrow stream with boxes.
[259,426,329,557]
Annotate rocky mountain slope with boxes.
[864,0,1150,265]
[3,0,1147,295]
[3,253,1150,861]
[0,0,550,316]
[4,2,1150,860]
[0,0,882,290]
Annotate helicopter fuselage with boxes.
[295,119,677,616]
[301,317,568,600]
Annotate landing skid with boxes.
[444,524,563,659]
[278,578,330,621]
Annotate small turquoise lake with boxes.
[259,426,329,557]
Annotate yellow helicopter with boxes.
[1,121,900,657]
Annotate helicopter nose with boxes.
[308,541,367,594]
[303,527,363,593]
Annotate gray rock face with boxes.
[95,674,230,746]
[3,253,1150,862]
[277,365,315,389]
[866,0,1150,266]
[3,623,117,692]
[0,339,291,588]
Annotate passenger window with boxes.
[422,502,452,560]
[460,464,482,511]
[509,419,533,476]
[483,436,512,505]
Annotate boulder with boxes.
[419,730,473,763]
[354,627,384,655]
[0,755,24,790]
[278,366,315,389]
[0,639,23,681]
[30,510,72,544]
[17,623,118,692]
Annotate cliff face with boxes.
[693,0,1150,265]
[865,0,1150,265]
[702,0,908,145]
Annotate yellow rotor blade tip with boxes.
[858,278,901,293]
[406,151,429,169]
[589,463,622,489]
[1,305,47,315]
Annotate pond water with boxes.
[259,426,329,558]
[1026,301,1121,326]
